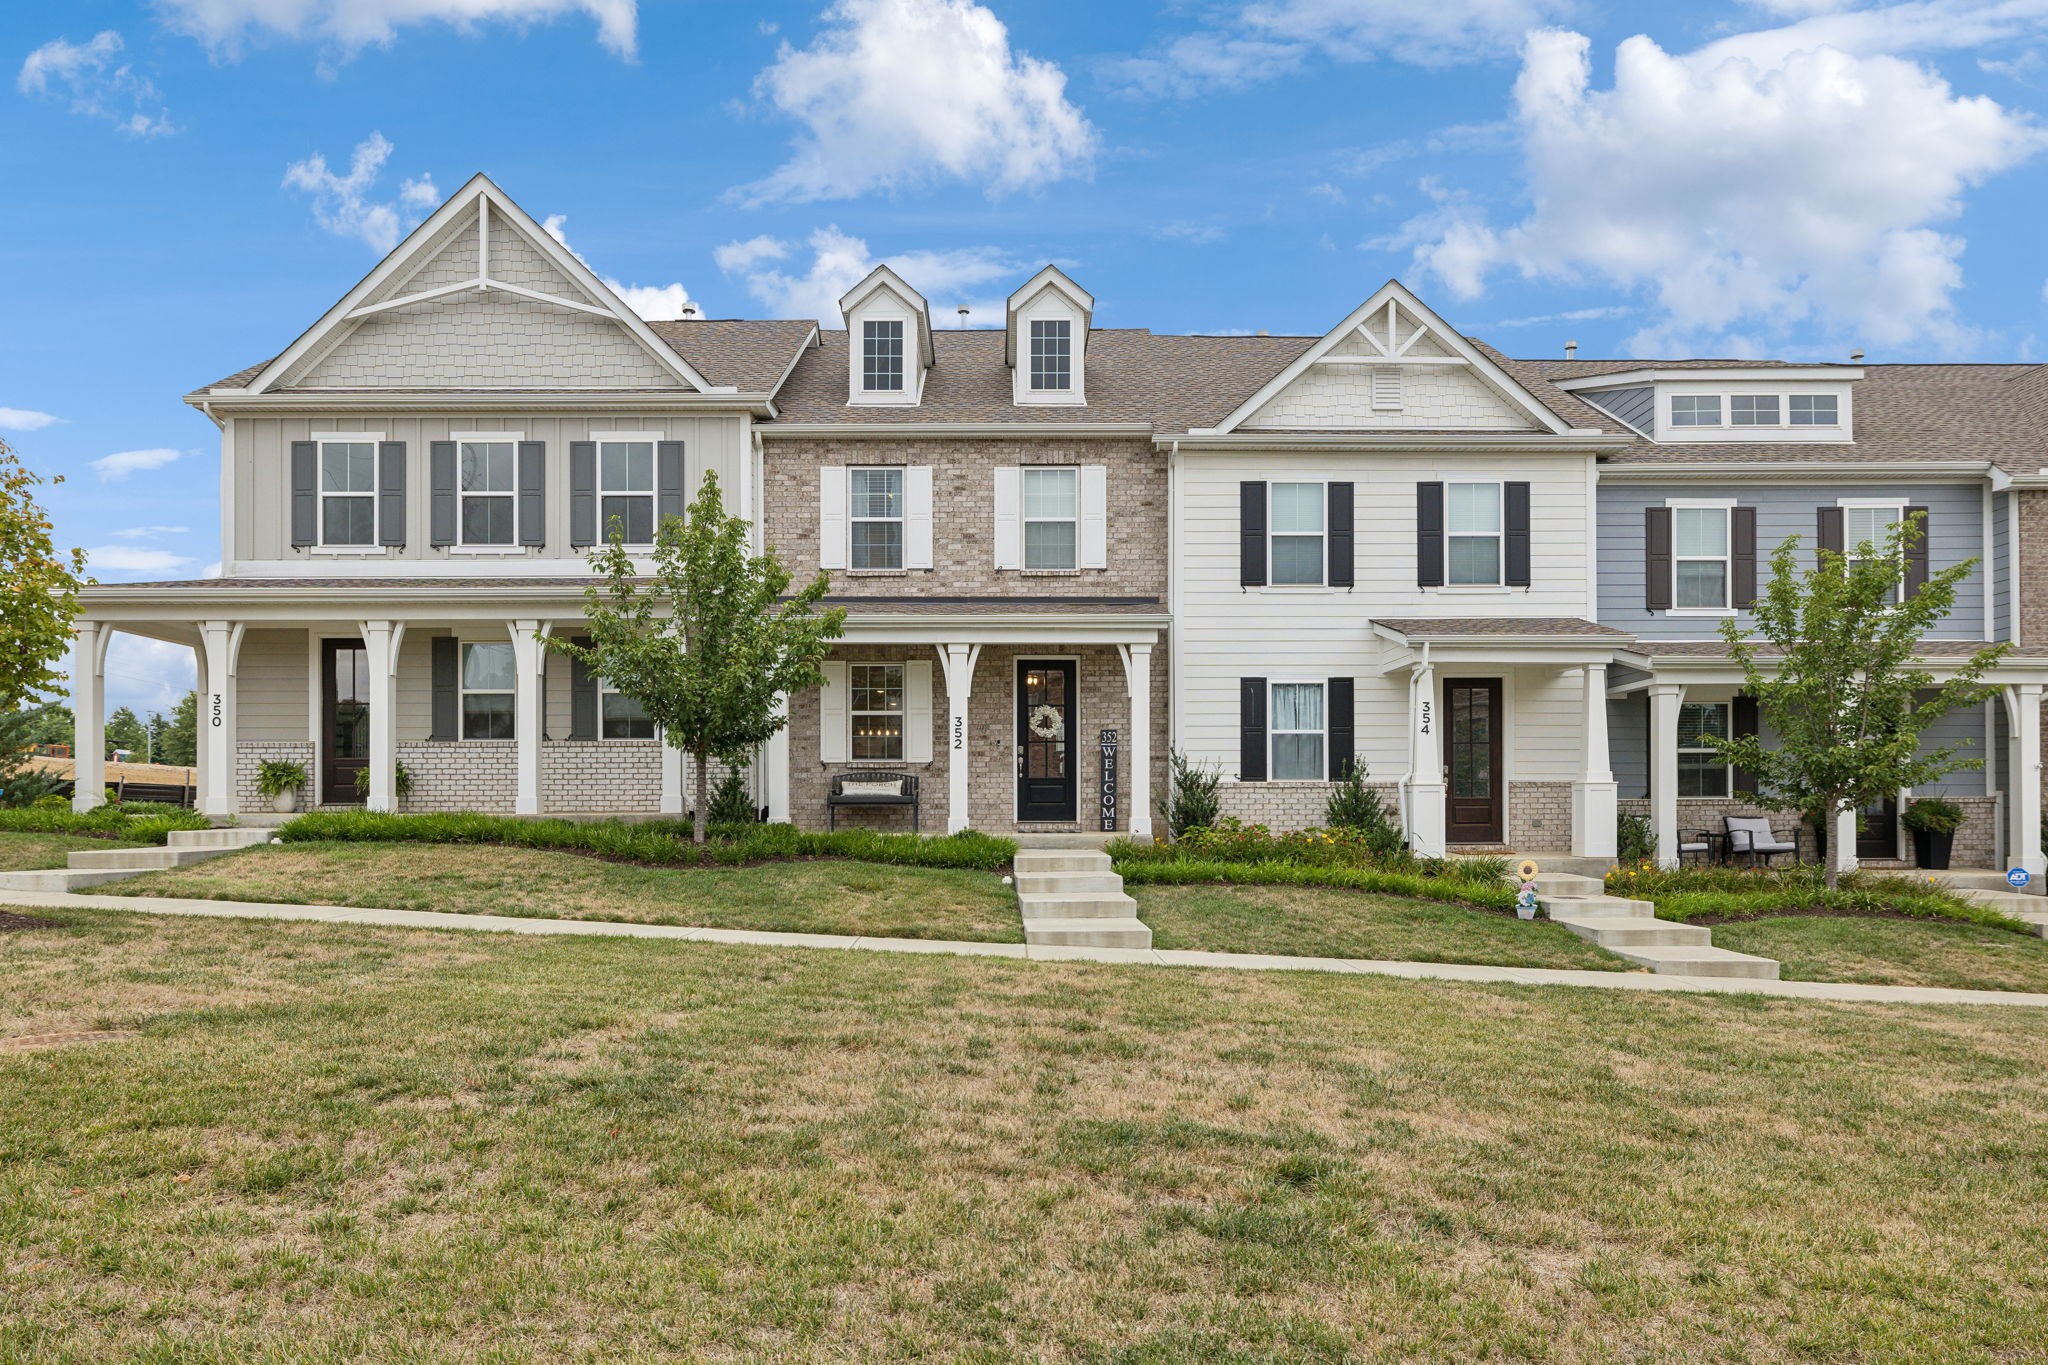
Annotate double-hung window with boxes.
[600,677,654,740]
[1269,483,1325,586]
[849,467,904,570]
[1029,319,1071,391]
[1673,505,1731,610]
[1677,702,1731,798]
[598,438,655,545]
[1671,395,1721,427]
[458,439,516,546]
[320,439,377,546]
[862,320,904,392]
[1022,466,1079,571]
[1270,683,1326,781]
[1731,394,1781,426]
[1844,503,1904,602]
[1446,483,1502,586]
[461,642,516,740]
[1790,394,1838,426]
[849,664,905,761]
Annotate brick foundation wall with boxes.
[541,741,663,814]
[1616,796,2000,868]
[1507,781,1574,852]
[1215,780,1401,832]
[399,740,516,812]
[236,741,316,813]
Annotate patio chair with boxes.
[1724,815,1797,868]
[1678,829,1718,865]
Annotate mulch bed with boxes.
[0,911,56,933]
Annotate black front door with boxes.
[1444,677,1504,845]
[1858,796,1899,860]
[1016,660,1078,823]
[322,639,371,805]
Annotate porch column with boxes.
[70,623,107,812]
[1648,682,1684,869]
[1407,663,1445,857]
[2009,684,2045,885]
[937,643,981,834]
[199,620,245,817]
[1834,804,1860,875]
[1572,664,1619,859]
[360,621,401,813]
[1120,643,1154,840]
[508,620,548,816]
[763,692,791,824]
[659,734,685,816]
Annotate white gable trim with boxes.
[1004,265,1094,367]
[241,174,718,396]
[839,265,935,371]
[1203,280,1574,437]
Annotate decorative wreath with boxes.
[1028,704,1064,741]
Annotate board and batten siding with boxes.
[1597,481,1987,640]
[234,629,310,743]
[229,412,748,566]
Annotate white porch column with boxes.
[2008,684,2045,884]
[763,692,791,824]
[1833,803,1860,875]
[508,620,548,816]
[1407,663,1445,857]
[659,734,686,816]
[70,623,107,812]
[360,621,400,813]
[936,643,981,834]
[1648,682,1684,869]
[1572,664,1619,859]
[199,620,245,817]
[1120,643,1155,840]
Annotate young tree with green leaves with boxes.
[151,690,198,767]
[1711,514,2007,889]
[0,438,87,718]
[548,471,845,843]
[105,706,148,760]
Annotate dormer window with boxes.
[839,266,933,406]
[1731,394,1780,426]
[1555,368,1858,444]
[1791,394,1838,425]
[1671,395,1721,427]
[1030,320,1071,391]
[1006,265,1092,407]
[862,320,904,392]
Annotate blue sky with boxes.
[6,0,2048,714]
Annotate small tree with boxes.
[154,690,199,767]
[0,438,87,718]
[1711,515,2007,889]
[549,472,845,843]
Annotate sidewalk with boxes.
[11,888,2048,1009]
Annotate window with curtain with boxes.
[461,642,516,740]
[1845,504,1904,602]
[1270,682,1325,780]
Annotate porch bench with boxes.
[826,771,920,832]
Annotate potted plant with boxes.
[1902,796,1965,870]
[255,758,310,814]
[353,761,415,807]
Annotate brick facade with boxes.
[541,741,663,814]
[236,740,316,813]
[1506,781,1574,852]
[1217,780,1401,831]
[399,739,516,812]
[1617,796,2001,869]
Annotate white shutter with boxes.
[819,660,848,762]
[905,466,934,570]
[993,466,1021,569]
[903,659,934,763]
[818,467,847,570]
[1080,464,1108,570]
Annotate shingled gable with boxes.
[1199,279,1581,436]
[230,174,720,396]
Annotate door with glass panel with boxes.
[1016,660,1078,822]
[1443,678,1503,844]
[321,639,371,805]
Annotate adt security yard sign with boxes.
[2008,867,2032,890]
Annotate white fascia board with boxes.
[190,391,776,416]
[838,266,934,368]
[1599,460,1994,482]
[1167,431,1633,454]
[763,422,1151,439]
[1552,367,1865,391]
[836,615,1169,645]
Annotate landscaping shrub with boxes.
[1159,750,1222,838]
[707,769,758,826]
[1617,812,1654,865]
[1108,817,1512,905]
[1324,769,1403,858]
[0,804,211,843]
[1605,861,2028,932]
[1118,859,1518,911]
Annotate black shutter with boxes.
[1417,481,1444,587]
[517,441,546,548]
[1239,677,1268,782]
[656,440,686,527]
[569,441,597,547]
[1645,506,1673,611]
[1239,481,1267,587]
[569,642,598,741]
[1733,695,1760,795]
[1504,481,1531,587]
[290,440,317,547]
[1904,505,1930,597]
[1327,676,1355,780]
[431,636,459,742]
[378,441,406,548]
[429,441,458,547]
[1731,505,1758,608]
[1817,506,1845,554]
[1327,482,1354,588]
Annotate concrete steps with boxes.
[1541,887,1781,980]
[1013,848,1151,949]
[1951,888,2048,938]
[0,825,276,895]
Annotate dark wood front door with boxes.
[322,639,371,805]
[1858,796,1899,860]
[1016,660,1078,823]
[1444,677,1504,845]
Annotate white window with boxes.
[458,439,516,546]
[461,642,515,740]
[1844,503,1905,601]
[1731,394,1781,426]
[1677,702,1731,798]
[1673,505,1731,610]
[1269,483,1325,586]
[598,438,655,545]
[600,677,654,740]
[1671,394,1721,427]
[1271,682,1326,781]
[850,663,905,761]
[320,439,377,546]
[1022,466,1079,571]
[1446,483,1502,586]
[1790,394,1838,426]
[862,320,904,392]
[1029,319,1071,391]
[849,467,904,570]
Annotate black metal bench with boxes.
[826,770,919,832]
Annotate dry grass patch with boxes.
[1712,914,2048,993]
[0,831,140,871]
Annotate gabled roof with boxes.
[838,265,934,371]
[1004,265,1094,367]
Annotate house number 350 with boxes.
[210,693,224,728]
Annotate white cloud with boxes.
[113,525,191,539]
[283,133,438,254]
[1155,221,1228,244]
[540,215,696,320]
[16,31,173,136]
[0,407,61,431]
[1704,0,2048,67]
[1410,26,2044,355]
[92,634,197,720]
[715,225,1014,324]
[92,447,183,481]
[156,0,638,59]
[1476,304,1635,328]
[85,545,194,577]
[734,0,1095,204]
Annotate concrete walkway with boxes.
[9,887,2048,1009]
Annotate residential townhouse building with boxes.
[67,175,2048,882]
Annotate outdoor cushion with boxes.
[839,779,905,798]
[1725,816,1795,851]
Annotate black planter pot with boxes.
[1911,828,1955,871]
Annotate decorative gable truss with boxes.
[1206,281,1578,435]
[237,175,722,395]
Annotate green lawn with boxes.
[1136,882,1630,971]
[0,831,137,871]
[4,908,2047,1362]
[1713,915,2048,993]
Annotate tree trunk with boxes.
[693,750,710,844]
